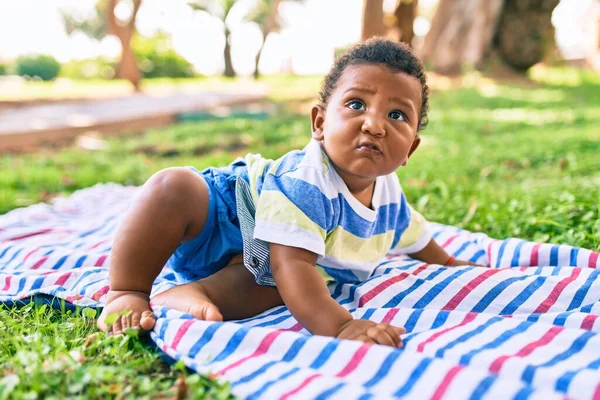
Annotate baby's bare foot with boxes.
[150,280,223,321]
[97,290,156,335]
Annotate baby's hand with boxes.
[335,320,405,347]
[97,290,155,335]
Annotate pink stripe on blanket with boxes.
[581,315,598,331]
[280,373,321,400]
[172,320,194,350]
[440,234,460,249]
[443,269,500,311]
[54,272,73,286]
[2,276,11,291]
[213,330,282,377]
[589,252,599,268]
[417,312,477,353]
[431,365,464,400]
[530,243,541,266]
[3,228,53,241]
[31,257,48,270]
[488,326,562,374]
[533,268,581,313]
[359,263,429,307]
[336,343,371,378]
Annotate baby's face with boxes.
[311,64,422,188]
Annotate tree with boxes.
[189,0,238,78]
[421,0,560,74]
[361,0,386,41]
[246,0,281,79]
[494,0,561,71]
[393,0,418,47]
[421,0,504,74]
[62,0,142,90]
[246,0,303,79]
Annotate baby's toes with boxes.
[121,313,133,330]
[140,310,156,331]
[111,317,123,335]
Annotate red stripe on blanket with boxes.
[581,315,598,331]
[336,343,371,378]
[54,272,73,286]
[287,323,303,332]
[31,257,48,270]
[593,382,600,400]
[4,228,53,241]
[382,308,400,324]
[487,242,493,266]
[92,285,109,301]
[359,264,429,307]
[443,269,500,311]
[440,234,460,249]
[589,252,599,268]
[417,312,477,353]
[88,239,109,251]
[23,248,39,261]
[213,330,282,377]
[431,365,464,400]
[281,373,320,400]
[533,268,581,313]
[2,276,11,291]
[95,255,107,266]
[488,326,562,374]
[530,243,541,266]
[172,320,194,350]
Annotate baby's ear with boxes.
[402,135,421,166]
[311,105,326,141]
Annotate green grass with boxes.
[0,302,233,399]
[1,67,599,397]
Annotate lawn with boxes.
[1,68,599,398]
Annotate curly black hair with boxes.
[319,37,429,131]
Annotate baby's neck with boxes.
[346,180,376,209]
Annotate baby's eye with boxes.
[347,100,365,111]
[389,110,406,121]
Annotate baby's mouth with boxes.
[357,143,383,155]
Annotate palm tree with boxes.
[246,0,281,79]
[188,0,238,78]
[62,0,143,90]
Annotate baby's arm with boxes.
[270,243,404,347]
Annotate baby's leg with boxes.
[151,257,283,321]
[98,167,213,334]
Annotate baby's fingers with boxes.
[367,326,398,347]
[381,323,406,348]
[356,334,377,345]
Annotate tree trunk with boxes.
[118,35,141,90]
[361,0,386,41]
[253,0,282,80]
[494,0,560,71]
[253,42,265,79]
[106,0,142,91]
[223,28,236,78]
[394,0,418,47]
[421,0,504,74]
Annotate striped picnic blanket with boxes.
[1,183,599,399]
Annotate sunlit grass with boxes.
[0,302,233,399]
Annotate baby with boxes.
[98,38,477,347]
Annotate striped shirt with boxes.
[243,139,431,283]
